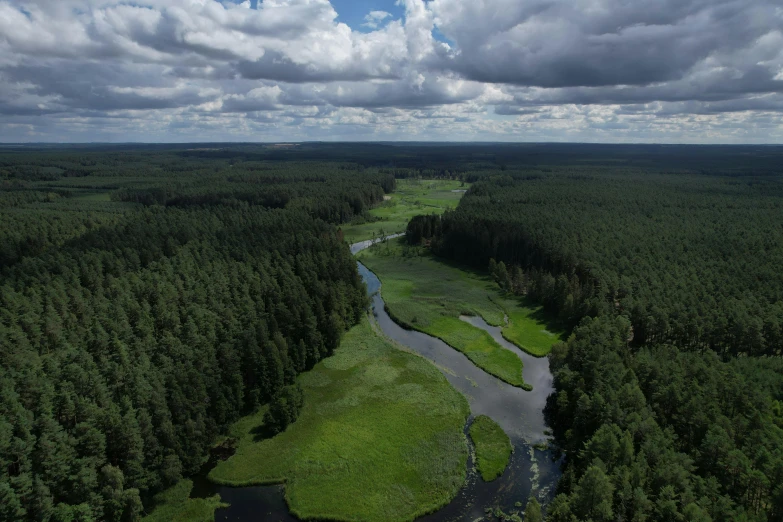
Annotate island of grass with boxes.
[357,240,561,388]
[141,480,227,522]
[469,416,512,482]
[209,316,470,522]
[341,179,468,243]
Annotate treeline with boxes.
[545,315,783,521]
[113,177,394,225]
[408,167,783,521]
[411,174,783,356]
[0,148,395,521]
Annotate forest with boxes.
[407,155,783,521]
[3,143,783,521]
[0,146,391,521]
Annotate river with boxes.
[194,236,561,520]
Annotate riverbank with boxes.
[142,480,226,522]
[357,239,562,388]
[191,236,562,520]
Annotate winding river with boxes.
[193,237,561,521]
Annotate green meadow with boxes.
[468,416,512,482]
[498,301,563,357]
[357,240,561,387]
[341,178,467,243]
[209,317,470,522]
[141,480,227,522]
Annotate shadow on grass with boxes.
[250,423,278,442]
[366,236,498,284]
[363,238,573,347]
[516,296,570,342]
[379,238,572,341]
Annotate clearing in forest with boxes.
[341,178,467,243]
[499,303,563,357]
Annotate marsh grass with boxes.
[468,416,512,482]
[208,317,470,522]
[360,240,561,384]
[359,241,533,387]
[341,179,467,243]
[141,480,227,522]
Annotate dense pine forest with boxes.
[3,143,783,521]
[0,146,393,521]
[407,150,783,521]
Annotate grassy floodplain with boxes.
[468,416,512,482]
[341,178,467,243]
[357,240,561,388]
[209,317,470,522]
[141,480,227,522]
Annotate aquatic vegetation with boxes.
[469,416,512,482]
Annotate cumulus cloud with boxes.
[219,85,283,112]
[0,0,781,142]
[430,0,781,85]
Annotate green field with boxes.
[209,317,470,522]
[468,416,512,482]
[141,480,227,522]
[341,179,467,243]
[358,240,560,388]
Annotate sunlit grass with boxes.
[341,179,467,243]
[494,298,563,357]
[209,317,470,522]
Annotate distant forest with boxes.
[406,145,783,522]
[2,143,783,521]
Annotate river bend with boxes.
[195,237,560,520]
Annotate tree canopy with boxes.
[0,146,395,521]
[407,156,783,522]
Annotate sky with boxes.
[0,0,782,143]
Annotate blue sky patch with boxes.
[330,0,404,31]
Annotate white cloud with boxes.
[0,0,781,142]
[363,10,391,29]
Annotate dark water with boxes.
[190,448,297,521]
[195,236,560,520]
